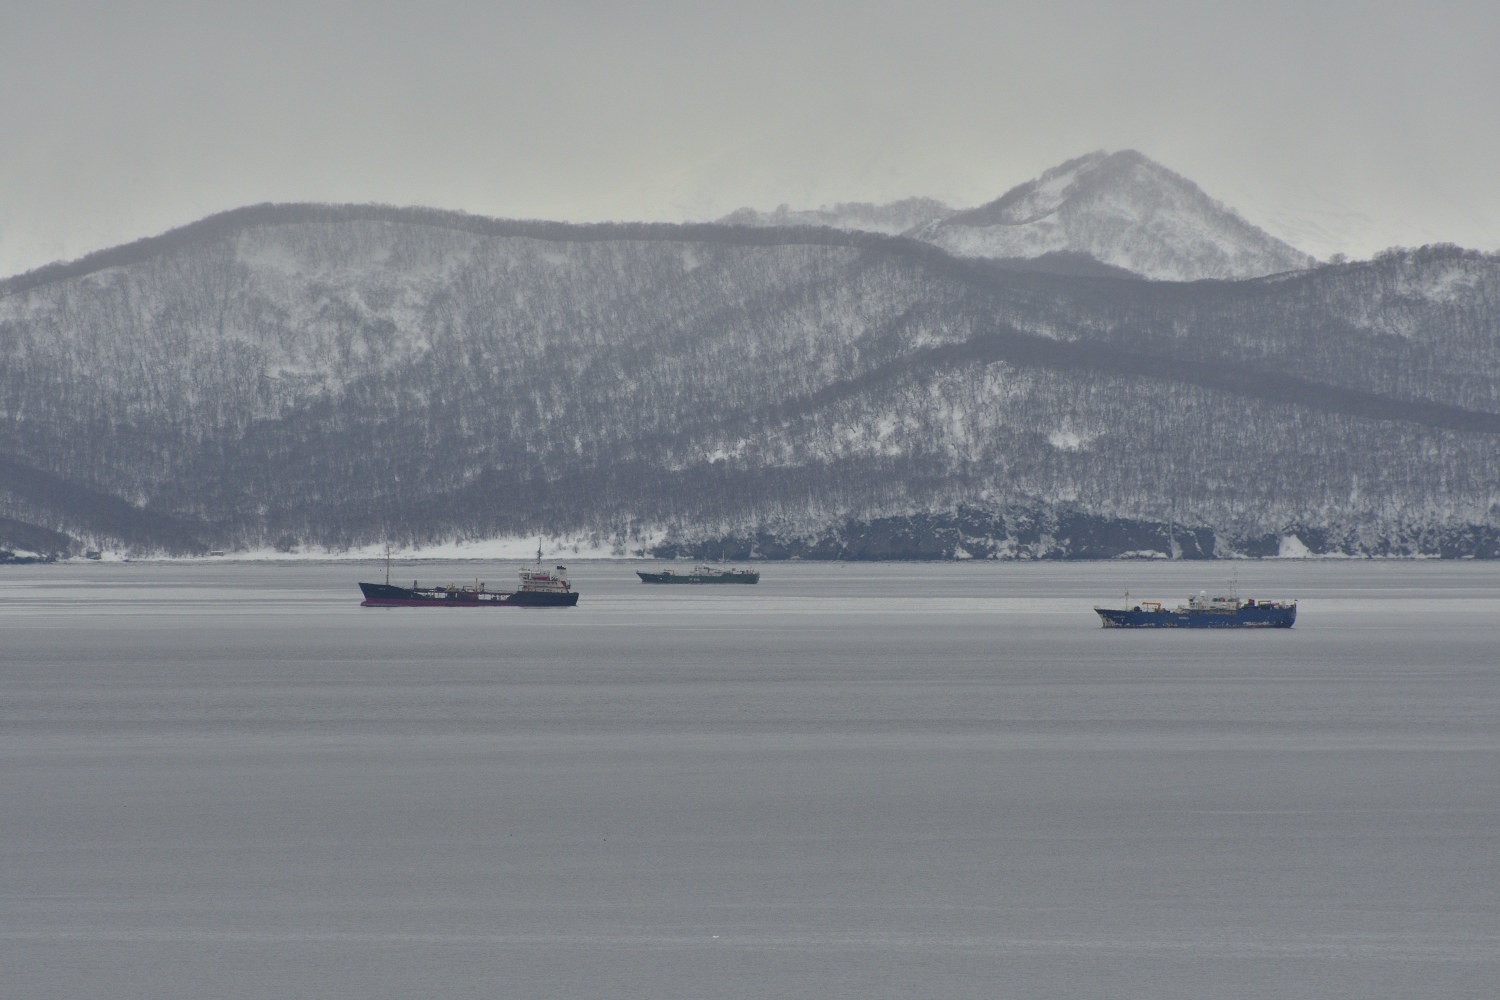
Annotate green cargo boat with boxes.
[636,564,760,584]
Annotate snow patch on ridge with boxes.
[1277,535,1312,558]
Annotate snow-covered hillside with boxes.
[914,150,1314,280]
[716,150,1315,281]
[1,205,1497,559]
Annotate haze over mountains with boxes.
[2,150,1498,561]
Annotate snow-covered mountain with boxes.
[919,150,1314,280]
[2,204,1497,560]
[719,150,1314,281]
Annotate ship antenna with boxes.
[536,538,543,566]
[384,541,391,586]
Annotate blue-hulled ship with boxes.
[1095,589,1296,628]
[360,562,578,607]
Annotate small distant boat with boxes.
[360,559,578,608]
[636,564,760,584]
[1095,589,1295,628]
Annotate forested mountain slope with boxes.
[2,204,1497,558]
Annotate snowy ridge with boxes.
[911,150,1314,280]
[712,150,1315,281]
[718,198,955,235]
[1,203,1498,560]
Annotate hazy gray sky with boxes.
[3,0,1497,275]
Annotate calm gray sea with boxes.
[3,559,1498,999]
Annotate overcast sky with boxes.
[3,0,1497,276]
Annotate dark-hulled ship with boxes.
[636,564,760,584]
[1094,589,1295,628]
[360,562,578,607]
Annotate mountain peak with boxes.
[951,149,1120,227]
[915,149,1314,281]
